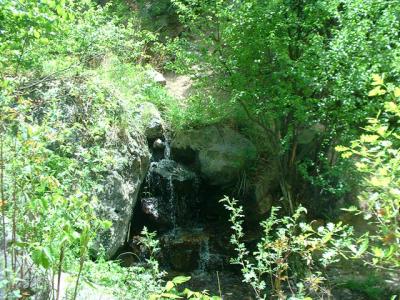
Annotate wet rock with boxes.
[145,159,198,228]
[161,228,210,272]
[141,197,171,227]
[171,126,257,185]
[152,159,196,182]
[141,197,160,219]
[153,138,165,149]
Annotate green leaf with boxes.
[165,281,174,292]
[160,293,183,299]
[341,206,359,213]
[356,239,369,257]
[102,220,112,230]
[56,5,64,16]
[32,247,53,269]
[394,87,400,98]
[368,86,386,97]
[371,74,384,86]
[33,30,41,39]
[372,247,384,258]
[172,276,191,284]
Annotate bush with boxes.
[337,75,400,268]
[220,196,353,299]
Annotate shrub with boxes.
[337,75,400,268]
[220,196,353,299]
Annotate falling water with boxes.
[164,133,171,159]
[163,134,177,229]
[198,238,210,271]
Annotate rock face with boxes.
[171,126,257,185]
[96,128,150,258]
[135,102,166,140]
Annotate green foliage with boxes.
[341,273,389,300]
[82,227,164,299]
[169,0,400,210]
[0,0,72,72]
[92,57,185,130]
[220,196,353,299]
[0,0,179,298]
[0,89,111,298]
[337,75,400,268]
[151,275,221,300]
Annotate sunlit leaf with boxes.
[371,74,384,86]
[368,86,386,97]
[165,281,174,292]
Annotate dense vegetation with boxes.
[0,0,399,299]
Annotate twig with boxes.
[216,271,222,299]
[56,244,66,300]
[0,111,8,271]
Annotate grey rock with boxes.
[95,129,150,258]
[147,69,167,86]
[135,102,165,140]
[246,166,280,218]
[57,273,116,300]
[151,159,196,182]
[1,218,51,299]
[254,183,273,215]
[171,126,257,185]
[297,123,325,145]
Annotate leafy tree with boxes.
[169,0,400,213]
[0,0,73,75]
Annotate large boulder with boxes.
[96,128,150,258]
[135,102,166,140]
[171,126,257,185]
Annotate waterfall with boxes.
[163,134,177,229]
[198,238,210,271]
[164,133,171,159]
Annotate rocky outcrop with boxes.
[96,128,150,258]
[171,126,257,185]
[135,102,166,140]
